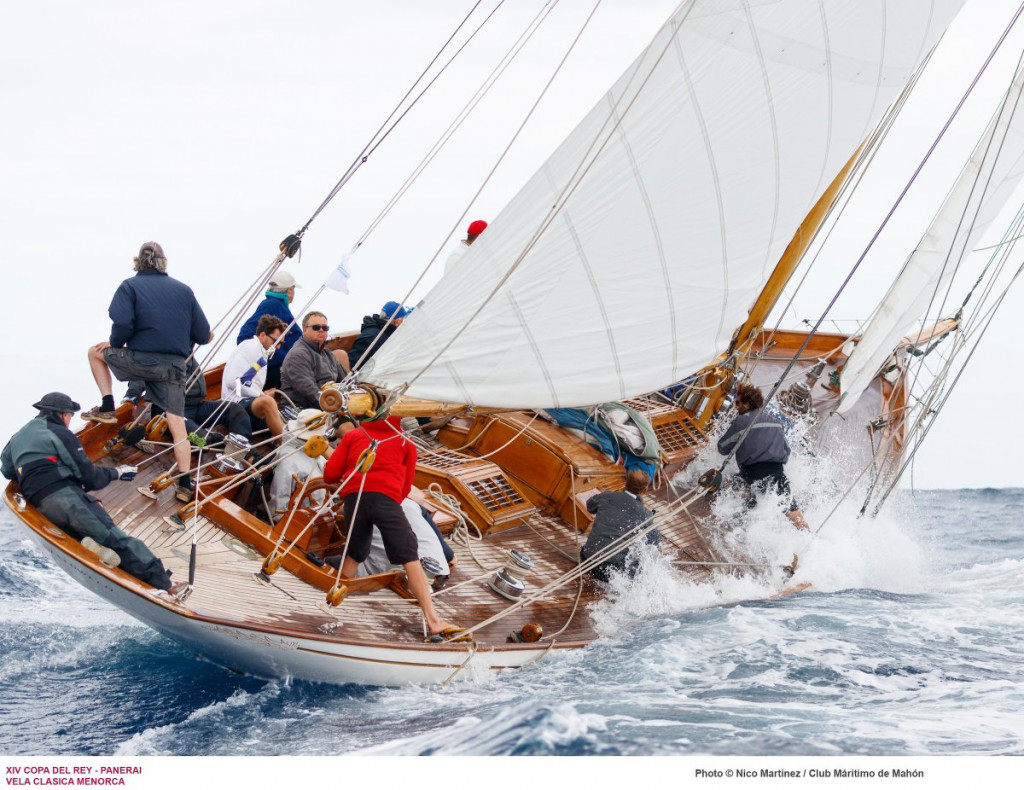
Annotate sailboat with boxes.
[5,0,1022,686]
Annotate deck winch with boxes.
[488,550,534,601]
[215,434,251,473]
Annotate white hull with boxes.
[24,525,559,687]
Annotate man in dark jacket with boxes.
[280,311,347,410]
[580,469,659,582]
[235,270,302,390]
[717,383,809,531]
[348,301,408,372]
[84,242,211,502]
[2,393,179,592]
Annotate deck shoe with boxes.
[426,626,471,644]
[82,406,117,425]
[175,481,195,503]
[81,537,121,568]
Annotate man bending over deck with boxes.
[2,393,181,593]
[580,469,660,582]
[321,417,464,641]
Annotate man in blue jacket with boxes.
[2,392,179,592]
[235,271,302,390]
[83,242,211,502]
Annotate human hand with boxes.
[115,465,138,482]
[92,341,111,353]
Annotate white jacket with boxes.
[222,336,270,402]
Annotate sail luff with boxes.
[837,55,1024,413]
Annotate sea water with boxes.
[0,489,1021,757]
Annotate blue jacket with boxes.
[236,292,301,369]
[108,269,210,356]
[349,315,397,369]
[717,409,791,468]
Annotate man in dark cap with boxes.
[2,393,180,593]
[83,242,212,502]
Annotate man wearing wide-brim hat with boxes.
[2,392,180,592]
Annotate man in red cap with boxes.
[444,219,488,273]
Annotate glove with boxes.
[115,465,138,482]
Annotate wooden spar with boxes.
[342,389,504,419]
[729,141,866,356]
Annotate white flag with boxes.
[325,251,353,293]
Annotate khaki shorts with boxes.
[103,347,187,417]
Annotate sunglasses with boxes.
[306,324,330,331]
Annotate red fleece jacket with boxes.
[322,417,416,503]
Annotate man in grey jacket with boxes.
[580,469,659,582]
[717,383,809,531]
[280,311,347,410]
[2,393,180,592]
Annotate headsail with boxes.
[837,58,1024,413]
[365,0,964,409]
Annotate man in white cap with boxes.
[2,392,181,593]
[236,270,303,391]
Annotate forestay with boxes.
[838,59,1024,412]
[365,0,965,409]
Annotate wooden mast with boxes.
[683,142,867,430]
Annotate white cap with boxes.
[269,271,300,290]
[287,409,328,440]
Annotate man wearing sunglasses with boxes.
[280,312,347,410]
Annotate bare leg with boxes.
[87,343,113,397]
[340,556,456,635]
[403,560,456,635]
[251,393,284,436]
[165,413,191,477]
[787,509,810,531]
[332,348,351,374]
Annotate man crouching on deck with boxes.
[3,392,182,593]
[321,416,465,642]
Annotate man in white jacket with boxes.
[222,315,288,438]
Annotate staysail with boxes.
[837,58,1024,412]
[364,0,965,409]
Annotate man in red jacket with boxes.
[322,417,461,640]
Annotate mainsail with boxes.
[365,0,965,409]
[837,57,1024,412]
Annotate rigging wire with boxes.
[298,0,495,234]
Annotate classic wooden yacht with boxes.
[6,0,1023,685]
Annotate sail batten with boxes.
[365,0,965,409]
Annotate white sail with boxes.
[365,0,964,409]
[837,60,1024,413]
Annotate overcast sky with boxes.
[2,0,1023,489]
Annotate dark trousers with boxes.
[739,461,799,512]
[37,487,173,590]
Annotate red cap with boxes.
[467,219,488,237]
